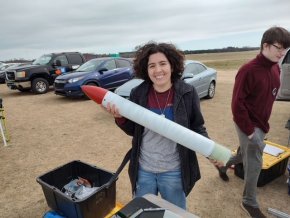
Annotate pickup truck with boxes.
[277,48,290,100]
[5,52,86,94]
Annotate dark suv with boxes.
[5,52,86,94]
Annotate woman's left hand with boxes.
[104,102,122,118]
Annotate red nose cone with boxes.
[81,85,108,104]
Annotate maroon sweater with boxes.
[231,53,280,135]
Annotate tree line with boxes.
[2,46,259,62]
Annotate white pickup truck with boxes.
[277,48,290,100]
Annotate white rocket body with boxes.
[101,90,231,163]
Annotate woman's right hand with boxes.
[209,158,225,168]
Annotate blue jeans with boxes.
[134,167,186,209]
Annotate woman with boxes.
[106,42,208,209]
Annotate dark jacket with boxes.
[116,79,208,196]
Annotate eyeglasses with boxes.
[271,44,285,52]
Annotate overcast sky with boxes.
[1,0,290,61]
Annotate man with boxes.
[216,27,290,218]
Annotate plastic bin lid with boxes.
[262,141,290,169]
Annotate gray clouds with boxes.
[0,0,289,60]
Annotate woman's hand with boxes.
[104,102,123,118]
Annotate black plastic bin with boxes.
[234,141,290,187]
[36,160,117,218]
[234,157,289,187]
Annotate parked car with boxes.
[54,57,134,98]
[277,48,290,100]
[5,52,85,94]
[0,64,10,84]
[114,60,217,99]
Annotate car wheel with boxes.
[32,78,49,94]
[206,82,215,99]
[86,82,97,86]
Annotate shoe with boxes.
[215,166,229,181]
[240,203,266,218]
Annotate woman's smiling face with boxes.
[147,52,172,92]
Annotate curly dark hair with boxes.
[133,41,185,83]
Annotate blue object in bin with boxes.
[43,211,66,218]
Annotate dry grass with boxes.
[186,50,259,70]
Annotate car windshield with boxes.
[182,61,192,75]
[76,59,104,72]
[183,65,191,75]
[0,65,8,70]
[33,54,52,65]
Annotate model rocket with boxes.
[81,85,232,163]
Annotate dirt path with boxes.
[0,70,289,217]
